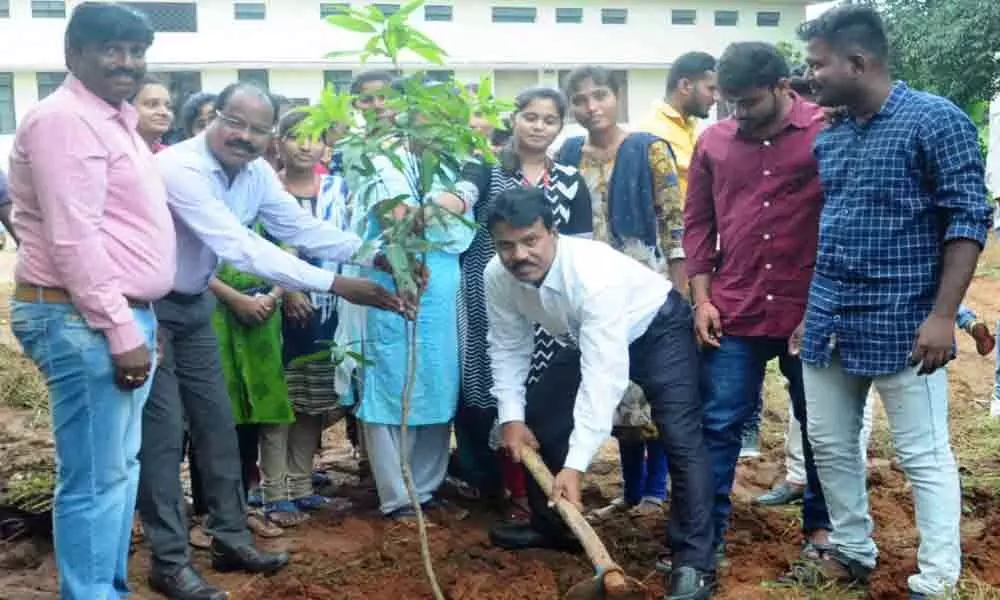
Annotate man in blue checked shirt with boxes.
[788,6,993,600]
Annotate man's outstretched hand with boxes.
[331,276,406,314]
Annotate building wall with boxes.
[0,0,810,155]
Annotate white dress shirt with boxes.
[486,235,672,472]
[157,135,368,295]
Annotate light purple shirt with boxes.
[8,75,176,354]
[156,135,369,295]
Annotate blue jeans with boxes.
[619,438,668,505]
[12,301,157,600]
[700,336,830,547]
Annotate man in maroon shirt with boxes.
[683,41,832,566]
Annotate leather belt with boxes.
[14,283,152,310]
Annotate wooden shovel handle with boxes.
[519,447,628,592]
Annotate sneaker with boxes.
[739,429,761,459]
[968,321,996,356]
[755,481,804,506]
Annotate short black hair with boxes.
[349,70,395,95]
[487,187,555,234]
[215,82,281,125]
[179,91,217,138]
[278,110,308,138]
[65,2,154,56]
[667,51,717,93]
[797,4,889,64]
[717,42,790,94]
[563,66,621,97]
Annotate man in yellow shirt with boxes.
[639,51,719,197]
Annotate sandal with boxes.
[778,547,872,587]
[247,509,285,537]
[423,496,470,520]
[189,523,212,549]
[264,500,311,528]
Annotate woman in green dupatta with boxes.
[209,223,295,534]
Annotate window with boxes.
[426,70,454,83]
[671,9,696,25]
[559,69,629,122]
[32,0,65,18]
[373,3,399,16]
[756,11,780,27]
[320,2,348,18]
[491,6,535,23]
[323,69,353,93]
[601,8,627,24]
[0,73,15,135]
[555,7,582,24]
[120,2,198,32]
[233,2,265,20]
[424,4,452,21]
[37,72,65,100]
[0,0,9,18]
[238,69,270,90]
[714,10,738,26]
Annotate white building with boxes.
[0,0,813,153]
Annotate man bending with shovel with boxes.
[485,187,715,600]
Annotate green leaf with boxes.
[385,244,417,295]
[407,42,444,65]
[420,151,440,194]
[396,0,424,20]
[326,14,377,33]
[288,349,333,367]
[324,49,361,59]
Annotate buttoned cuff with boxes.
[105,320,147,356]
[564,442,598,473]
[496,396,525,424]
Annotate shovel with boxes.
[520,446,648,600]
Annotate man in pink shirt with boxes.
[6,3,174,598]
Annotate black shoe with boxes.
[148,565,227,600]
[210,540,289,574]
[664,566,715,600]
[488,522,582,553]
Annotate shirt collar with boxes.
[64,74,138,129]
[874,81,909,117]
[657,100,695,130]
[784,92,817,130]
[538,235,566,292]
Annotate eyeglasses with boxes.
[215,110,275,137]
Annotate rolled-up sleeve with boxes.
[486,265,534,425]
[25,112,143,354]
[683,138,718,277]
[161,159,338,293]
[922,105,992,246]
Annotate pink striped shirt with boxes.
[8,75,176,354]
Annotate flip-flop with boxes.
[189,524,212,549]
[247,509,285,537]
[264,500,311,528]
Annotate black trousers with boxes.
[524,290,715,572]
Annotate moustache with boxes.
[105,68,140,80]
[512,260,535,272]
[225,140,257,154]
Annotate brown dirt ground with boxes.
[1,245,1000,599]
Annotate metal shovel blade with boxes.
[564,573,648,600]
